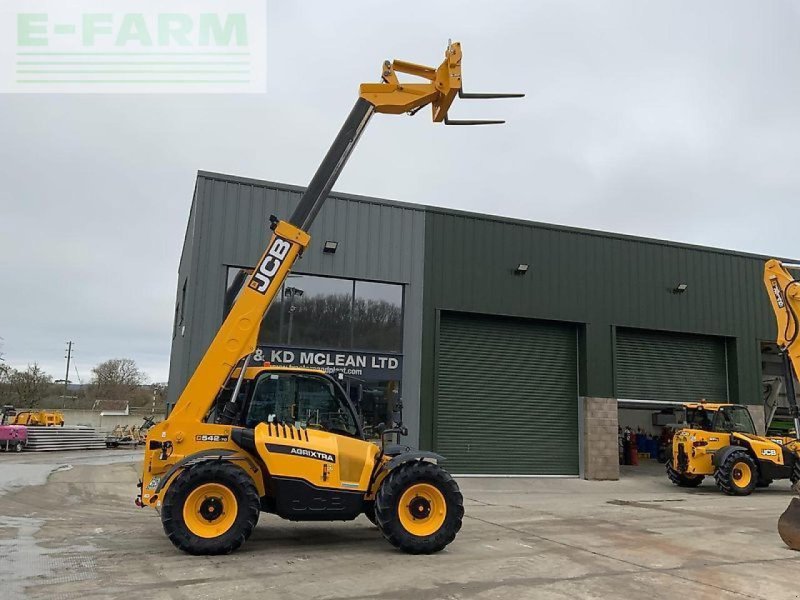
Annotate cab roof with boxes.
[232,365,328,380]
[682,402,741,411]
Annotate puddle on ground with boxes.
[0,515,97,599]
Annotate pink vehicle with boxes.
[0,406,27,452]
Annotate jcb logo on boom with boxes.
[771,278,785,309]
[249,237,292,294]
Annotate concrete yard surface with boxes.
[1,452,799,600]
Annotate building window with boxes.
[225,269,403,352]
[224,268,404,438]
[353,281,403,352]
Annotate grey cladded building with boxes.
[168,170,782,477]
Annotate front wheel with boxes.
[375,461,463,554]
[715,451,758,496]
[14,441,23,453]
[161,461,260,555]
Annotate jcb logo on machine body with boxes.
[249,236,293,294]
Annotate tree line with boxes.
[0,358,165,410]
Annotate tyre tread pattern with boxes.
[161,461,260,555]
[375,461,463,554]
[714,450,758,496]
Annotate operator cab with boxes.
[684,404,756,435]
[211,367,363,439]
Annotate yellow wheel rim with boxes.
[732,462,752,488]
[398,483,447,537]
[183,483,238,539]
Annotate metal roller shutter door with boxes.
[615,328,728,403]
[435,312,579,475]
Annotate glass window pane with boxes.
[245,374,294,428]
[224,269,403,353]
[353,281,403,352]
[355,379,401,439]
[296,376,357,436]
[224,267,250,317]
[262,274,353,348]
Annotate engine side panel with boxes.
[253,422,379,492]
[732,432,785,465]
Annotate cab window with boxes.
[712,406,756,435]
[245,373,358,437]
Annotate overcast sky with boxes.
[2,0,800,383]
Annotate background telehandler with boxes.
[137,41,522,555]
[666,401,798,495]
[666,259,800,550]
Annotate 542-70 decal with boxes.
[196,434,229,443]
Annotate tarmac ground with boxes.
[1,450,798,600]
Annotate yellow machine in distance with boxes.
[137,42,522,555]
[668,258,800,506]
[11,409,65,427]
[667,402,799,495]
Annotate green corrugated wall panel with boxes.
[615,328,728,403]
[419,210,780,447]
[435,312,578,475]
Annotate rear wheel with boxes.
[14,441,23,453]
[791,461,800,486]
[375,461,463,554]
[665,459,703,487]
[715,451,758,496]
[161,461,260,555]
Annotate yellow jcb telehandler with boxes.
[667,401,799,495]
[137,42,522,555]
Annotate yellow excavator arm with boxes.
[167,42,523,426]
[763,259,800,436]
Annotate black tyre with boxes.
[715,451,758,496]
[791,461,800,486]
[363,500,377,526]
[665,459,703,487]
[161,461,260,555]
[14,442,23,453]
[375,461,463,554]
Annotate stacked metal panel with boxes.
[25,426,107,451]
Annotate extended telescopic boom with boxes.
[168,42,523,424]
